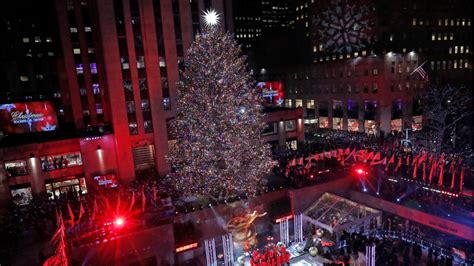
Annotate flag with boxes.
[91,198,98,221]
[152,186,158,202]
[422,162,427,182]
[314,153,320,161]
[288,158,296,167]
[418,152,428,166]
[116,195,121,214]
[429,160,437,183]
[411,61,429,81]
[128,192,136,213]
[448,159,456,173]
[395,157,402,173]
[67,203,74,226]
[371,157,386,166]
[324,151,331,159]
[365,151,374,161]
[337,149,344,158]
[373,152,381,161]
[438,161,445,186]
[406,155,411,166]
[450,168,456,190]
[344,147,350,155]
[141,187,146,213]
[428,154,434,164]
[305,159,312,169]
[104,196,110,211]
[412,159,418,179]
[385,155,395,171]
[78,202,85,222]
[459,167,465,192]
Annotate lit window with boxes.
[307,100,315,109]
[431,33,436,41]
[442,61,446,70]
[75,64,84,74]
[84,26,92,32]
[460,46,464,53]
[454,46,458,54]
[90,63,97,74]
[46,37,52,42]
[449,47,452,54]
[466,46,470,53]
[48,52,54,56]
[412,18,417,25]
[73,48,81,54]
[34,36,41,42]
[22,37,30,43]
[454,60,458,69]
[372,68,378,75]
[36,74,44,80]
[443,33,447,40]
[437,33,442,40]
[96,103,103,114]
[20,76,29,82]
[464,60,469,68]
[313,46,317,52]
[93,83,100,95]
[459,59,463,68]
[88,48,94,54]
[295,99,303,107]
[449,33,454,40]
[70,27,78,33]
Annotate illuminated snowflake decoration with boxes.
[313,0,374,54]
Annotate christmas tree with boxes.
[166,10,275,201]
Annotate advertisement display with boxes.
[256,81,285,105]
[40,152,83,172]
[10,185,33,206]
[348,119,359,132]
[93,174,118,189]
[0,101,58,134]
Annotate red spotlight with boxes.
[115,218,124,227]
[355,168,365,174]
[310,174,315,179]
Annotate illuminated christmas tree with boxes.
[166,10,275,201]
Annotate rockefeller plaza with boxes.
[0,0,472,265]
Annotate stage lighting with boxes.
[376,192,380,195]
[115,218,124,226]
[396,198,400,202]
[363,188,367,192]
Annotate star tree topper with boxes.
[202,9,220,28]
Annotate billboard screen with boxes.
[0,102,58,134]
[93,174,118,189]
[256,81,284,106]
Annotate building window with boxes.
[372,83,378,93]
[163,97,171,110]
[96,103,103,114]
[136,56,145,68]
[70,27,78,33]
[5,160,28,178]
[295,99,303,107]
[79,87,87,96]
[90,63,97,74]
[75,64,84,74]
[73,48,81,54]
[46,37,52,42]
[34,36,41,43]
[85,26,92,32]
[92,83,100,95]
[372,68,378,75]
[22,37,30,43]
[307,100,315,109]
[285,120,296,131]
[20,76,29,82]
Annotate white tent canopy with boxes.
[303,193,382,235]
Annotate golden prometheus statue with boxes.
[226,210,267,251]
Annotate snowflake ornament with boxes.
[313,0,374,54]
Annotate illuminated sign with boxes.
[0,101,58,134]
[257,81,285,105]
[94,174,118,188]
[175,242,198,253]
[275,214,294,223]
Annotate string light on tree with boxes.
[166,10,275,201]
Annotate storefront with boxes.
[364,120,377,135]
[348,119,359,132]
[45,176,88,200]
[10,183,33,206]
[4,160,28,178]
[319,117,329,128]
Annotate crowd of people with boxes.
[249,244,291,266]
